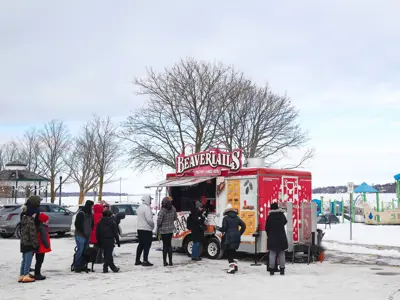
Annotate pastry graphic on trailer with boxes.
[227,180,240,213]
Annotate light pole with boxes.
[59,176,62,206]
[119,177,122,202]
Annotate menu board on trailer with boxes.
[226,177,258,242]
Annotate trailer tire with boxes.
[206,237,222,259]
[183,236,203,257]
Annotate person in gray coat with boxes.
[157,197,178,266]
[135,194,155,266]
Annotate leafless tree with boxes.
[121,58,246,171]
[19,128,44,174]
[0,141,24,170]
[91,115,120,202]
[66,122,99,204]
[39,120,70,203]
[218,83,314,168]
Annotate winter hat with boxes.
[39,213,49,223]
[224,203,236,215]
[27,195,41,208]
[161,197,172,210]
[270,202,279,210]
[25,200,39,217]
[141,194,153,205]
[83,200,94,214]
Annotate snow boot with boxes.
[233,259,238,271]
[135,260,142,266]
[280,267,285,275]
[227,263,237,274]
[18,276,23,283]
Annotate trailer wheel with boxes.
[183,236,203,257]
[206,237,222,259]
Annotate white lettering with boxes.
[176,156,184,174]
[230,150,241,171]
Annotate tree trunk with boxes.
[98,174,104,202]
[78,189,85,205]
[50,178,55,203]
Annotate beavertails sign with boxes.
[176,148,242,176]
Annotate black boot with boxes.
[103,264,109,273]
[168,249,173,266]
[270,267,275,276]
[280,267,285,275]
[111,265,120,273]
[163,251,168,266]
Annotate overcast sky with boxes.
[1,0,399,194]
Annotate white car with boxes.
[70,202,157,242]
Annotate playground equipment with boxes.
[395,173,400,206]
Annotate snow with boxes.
[1,237,400,300]
[319,222,400,247]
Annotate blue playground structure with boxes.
[312,199,322,215]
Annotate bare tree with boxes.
[0,141,24,170]
[67,122,99,204]
[121,58,245,171]
[39,120,70,203]
[91,115,120,202]
[19,128,43,174]
[218,83,314,168]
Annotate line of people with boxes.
[18,194,289,281]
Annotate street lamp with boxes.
[59,176,62,206]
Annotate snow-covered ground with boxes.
[1,237,400,300]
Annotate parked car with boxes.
[317,214,340,224]
[70,202,158,241]
[0,203,74,238]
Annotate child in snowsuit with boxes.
[96,210,120,273]
[217,204,246,274]
[19,197,40,283]
[31,213,51,280]
[157,197,178,266]
[265,202,288,275]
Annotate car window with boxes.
[112,205,134,215]
[1,206,20,213]
[50,205,67,213]
[131,205,139,215]
[39,205,51,212]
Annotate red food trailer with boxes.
[145,148,320,259]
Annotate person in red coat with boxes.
[32,213,51,280]
[90,203,104,263]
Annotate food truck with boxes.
[146,147,319,259]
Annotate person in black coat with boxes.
[186,201,206,261]
[217,204,246,274]
[265,202,288,275]
[96,210,120,273]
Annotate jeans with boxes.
[192,241,200,259]
[74,235,89,269]
[136,230,153,262]
[20,251,34,276]
[269,250,285,269]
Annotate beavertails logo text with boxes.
[176,149,242,176]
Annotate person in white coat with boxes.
[135,194,155,266]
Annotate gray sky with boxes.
[1,0,399,193]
